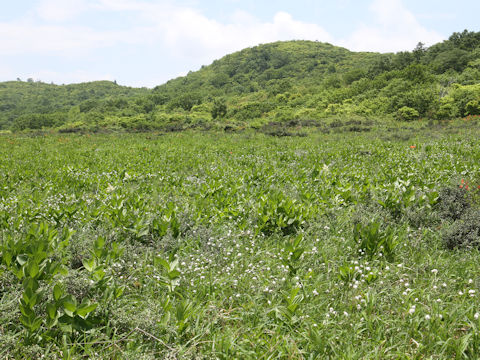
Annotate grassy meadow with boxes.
[1,121,480,358]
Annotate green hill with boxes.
[0,81,149,130]
[1,30,480,132]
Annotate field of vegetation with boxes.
[2,120,480,358]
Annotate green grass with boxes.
[1,124,480,358]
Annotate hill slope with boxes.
[1,30,480,132]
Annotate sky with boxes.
[0,0,478,88]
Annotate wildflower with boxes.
[410,145,416,149]
[469,279,473,284]
[409,305,416,314]
[431,269,438,274]
[475,313,480,320]
[425,314,431,320]
[312,289,319,296]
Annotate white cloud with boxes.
[341,0,444,52]
[0,0,450,86]
[0,20,126,56]
[0,1,332,62]
[114,3,333,64]
[36,0,90,22]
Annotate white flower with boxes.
[312,289,319,296]
[409,306,416,315]
[475,313,480,320]
[431,269,438,274]
[425,314,431,320]
[469,279,474,284]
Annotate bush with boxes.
[436,102,458,119]
[211,98,227,119]
[465,99,480,115]
[396,106,419,121]
[442,208,480,249]
[436,186,470,221]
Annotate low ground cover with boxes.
[1,125,480,358]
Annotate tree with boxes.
[211,98,227,119]
[413,42,427,62]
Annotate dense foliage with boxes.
[2,122,480,358]
[1,30,480,132]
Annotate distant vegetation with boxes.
[1,30,480,132]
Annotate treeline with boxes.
[1,30,480,132]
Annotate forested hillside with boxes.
[1,30,480,132]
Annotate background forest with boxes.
[1,30,480,133]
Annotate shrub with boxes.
[436,186,470,221]
[435,98,458,119]
[211,98,227,119]
[442,209,480,249]
[396,106,419,121]
[465,99,480,115]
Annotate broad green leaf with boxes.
[53,284,63,301]
[93,268,105,281]
[28,261,39,278]
[46,302,57,319]
[82,257,96,272]
[76,302,98,319]
[168,269,181,280]
[62,295,77,317]
[16,254,28,266]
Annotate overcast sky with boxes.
[0,0,478,87]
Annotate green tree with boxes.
[211,98,227,119]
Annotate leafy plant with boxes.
[256,192,308,235]
[353,221,400,261]
[281,233,305,276]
